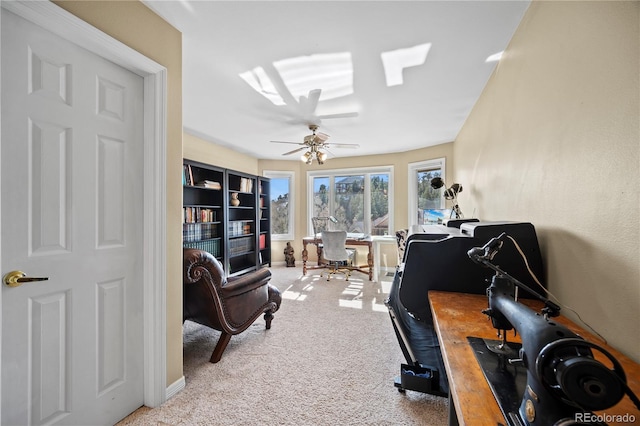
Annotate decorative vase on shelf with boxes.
[230,192,240,206]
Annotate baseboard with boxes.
[165,376,186,401]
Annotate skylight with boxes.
[274,52,353,102]
[381,43,432,87]
[239,52,354,106]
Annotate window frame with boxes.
[407,158,446,227]
[263,170,295,241]
[307,165,394,236]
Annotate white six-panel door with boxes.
[2,9,145,425]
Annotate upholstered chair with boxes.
[320,230,351,281]
[183,248,282,363]
[395,229,409,263]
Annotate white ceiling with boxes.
[143,1,530,161]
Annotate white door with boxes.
[2,9,144,426]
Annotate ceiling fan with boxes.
[288,88,359,126]
[270,124,360,165]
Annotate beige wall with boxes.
[54,1,185,385]
[455,1,639,361]
[184,131,259,175]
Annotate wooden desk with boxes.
[429,291,640,426]
[302,235,373,281]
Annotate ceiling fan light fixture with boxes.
[316,151,327,164]
[301,151,312,163]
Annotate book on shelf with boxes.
[183,164,194,186]
[184,238,221,258]
[183,207,217,223]
[239,177,253,193]
[183,222,219,242]
[229,236,253,255]
[195,180,221,190]
[228,220,253,237]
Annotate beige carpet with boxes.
[118,266,448,425]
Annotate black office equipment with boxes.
[385,221,545,395]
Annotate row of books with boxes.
[183,223,218,243]
[229,236,253,256]
[228,220,253,237]
[183,207,218,223]
[184,239,222,258]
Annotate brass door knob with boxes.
[3,270,49,287]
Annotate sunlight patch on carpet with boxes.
[338,298,363,309]
[282,290,308,301]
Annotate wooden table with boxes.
[429,291,640,426]
[302,235,373,281]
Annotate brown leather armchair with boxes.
[183,248,282,363]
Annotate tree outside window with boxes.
[408,159,445,226]
[417,169,443,225]
[309,167,392,236]
[370,174,389,236]
[264,171,294,240]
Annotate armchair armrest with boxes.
[184,248,224,284]
[223,268,272,297]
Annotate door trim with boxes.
[0,0,168,416]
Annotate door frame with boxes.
[0,0,168,418]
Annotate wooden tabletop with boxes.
[429,291,640,426]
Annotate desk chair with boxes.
[320,230,351,281]
[312,216,335,237]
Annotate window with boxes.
[408,158,445,226]
[263,171,294,240]
[308,166,393,236]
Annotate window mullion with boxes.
[329,175,335,222]
[363,173,371,234]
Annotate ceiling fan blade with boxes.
[326,142,360,149]
[323,147,337,159]
[317,111,359,120]
[282,147,307,156]
[305,89,321,113]
[270,140,305,145]
[314,132,330,143]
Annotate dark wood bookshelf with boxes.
[183,159,271,277]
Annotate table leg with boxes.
[374,241,380,282]
[302,241,308,275]
[367,244,373,281]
